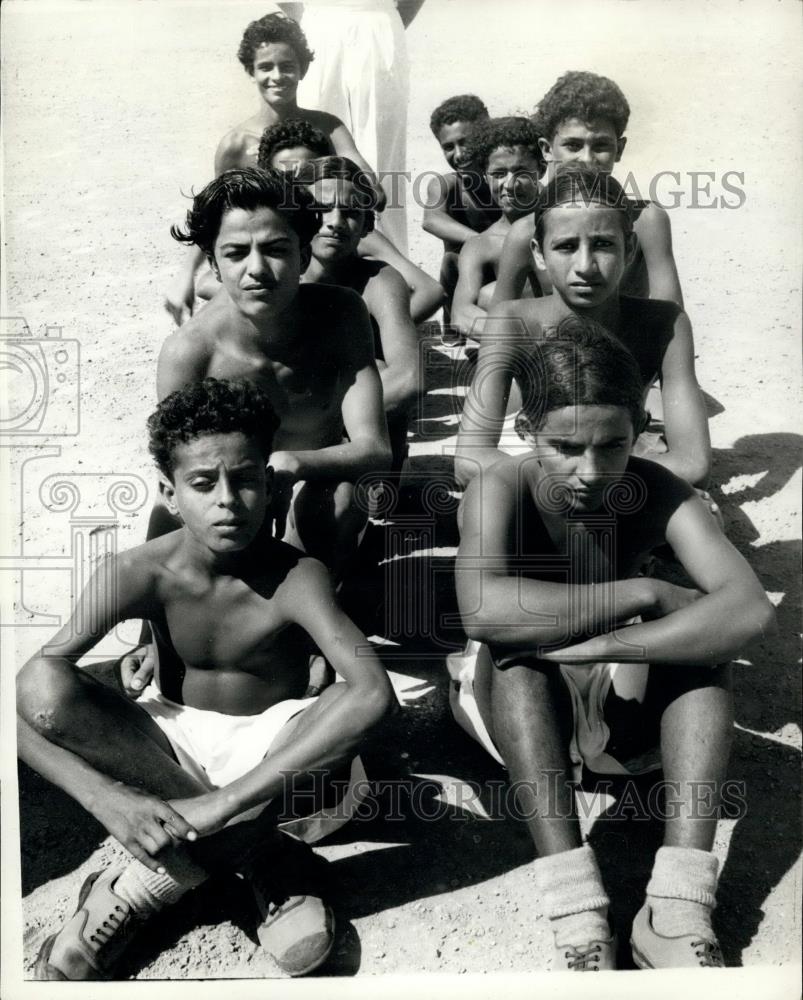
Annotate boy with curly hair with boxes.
[17,378,394,981]
[451,116,544,340]
[423,94,501,321]
[164,12,383,324]
[491,70,683,308]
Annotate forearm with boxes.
[408,277,445,323]
[490,259,530,308]
[290,438,391,482]
[642,447,710,489]
[202,684,389,825]
[422,209,476,246]
[460,575,658,649]
[546,587,774,666]
[453,301,487,339]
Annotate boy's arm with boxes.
[648,310,711,487]
[454,306,528,486]
[456,465,667,650]
[542,488,776,666]
[490,216,535,307]
[326,118,387,211]
[171,559,393,830]
[16,552,198,870]
[636,203,684,308]
[422,174,479,247]
[359,229,445,322]
[271,291,392,485]
[452,235,491,337]
[363,267,421,414]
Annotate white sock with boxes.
[533,844,611,945]
[646,845,718,937]
[114,852,207,917]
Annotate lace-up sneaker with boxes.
[554,934,617,971]
[35,868,142,980]
[630,903,724,969]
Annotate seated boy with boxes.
[258,122,444,324]
[454,317,775,970]
[422,94,501,321]
[451,117,544,341]
[164,12,384,324]
[456,163,710,491]
[161,166,391,575]
[298,156,422,470]
[17,378,394,980]
[492,70,683,309]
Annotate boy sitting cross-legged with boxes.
[17,378,394,981]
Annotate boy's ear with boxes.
[158,474,180,518]
[538,136,553,162]
[300,244,312,273]
[531,237,546,272]
[615,136,627,163]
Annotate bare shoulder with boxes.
[214,126,254,171]
[297,107,343,138]
[275,549,335,615]
[627,456,694,522]
[507,213,535,244]
[634,200,672,241]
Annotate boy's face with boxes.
[252,42,302,108]
[309,178,368,262]
[485,146,541,217]
[161,432,270,554]
[436,120,474,171]
[540,117,625,174]
[533,203,632,310]
[211,206,302,320]
[270,145,317,173]
[519,404,634,514]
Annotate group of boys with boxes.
[18,9,774,983]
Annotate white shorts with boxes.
[138,683,369,841]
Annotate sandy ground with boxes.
[2,0,801,992]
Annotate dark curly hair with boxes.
[429,94,489,135]
[148,378,280,479]
[466,116,544,175]
[515,314,645,434]
[535,71,630,142]
[237,13,314,76]
[257,118,332,169]
[170,167,320,258]
[533,162,635,244]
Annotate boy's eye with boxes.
[191,479,214,491]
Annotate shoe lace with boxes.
[88,904,128,948]
[691,939,724,967]
[564,943,602,971]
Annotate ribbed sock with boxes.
[114,850,207,917]
[646,845,718,937]
[533,844,611,945]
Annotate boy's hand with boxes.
[647,579,704,619]
[168,793,229,838]
[93,782,198,873]
[268,451,301,540]
[163,274,195,326]
[119,645,155,698]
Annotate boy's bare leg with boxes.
[288,480,367,580]
[478,656,581,856]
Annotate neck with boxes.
[225,292,301,353]
[257,98,300,126]
[558,293,621,330]
[304,253,353,285]
[177,527,255,577]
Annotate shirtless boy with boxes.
[456,163,710,490]
[451,117,544,340]
[164,12,383,324]
[162,166,391,573]
[422,94,501,318]
[259,124,444,324]
[17,378,394,980]
[299,156,421,469]
[492,70,683,309]
[454,318,775,970]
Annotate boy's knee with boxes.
[17,658,84,736]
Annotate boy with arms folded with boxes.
[454,318,774,970]
[18,378,394,980]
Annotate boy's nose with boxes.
[574,245,595,274]
[246,249,269,277]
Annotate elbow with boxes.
[361,679,396,732]
[752,597,778,642]
[687,453,712,490]
[454,453,478,490]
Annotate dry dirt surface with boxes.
[2,0,801,995]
